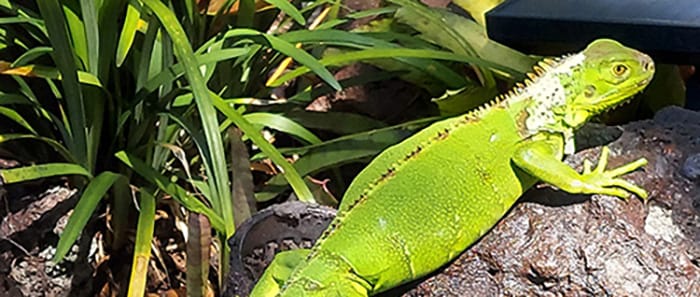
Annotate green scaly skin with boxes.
[250,39,655,297]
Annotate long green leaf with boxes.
[270,48,521,87]
[264,0,306,25]
[395,5,535,74]
[236,0,255,27]
[61,4,87,69]
[315,6,398,30]
[254,117,435,201]
[0,92,31,105]
[127,189,155,297]
[0,106,37,134]
[211,93,315,203]
[0,134,75,162]
[389,0,495,87]
[79,0,99,75]
[115,151,225,233]
[142,0,234,238]
[160,113,215,206]
[11,46,52,67]
[0,163,91,184]
[282,110,386,135]
[116,1,141,67]
[137,48,249,97]
[36,0,88,169]
[0,63,103,87]
[244,112,321,145]
[134,13,160,90]
[96,0,127,80]
[201,28,341,90]
[54,171,123,262]
[279,29,467,88]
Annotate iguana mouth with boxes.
[637,78,651,87]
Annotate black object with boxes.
[224,201,336,297]
[486,0,700,64]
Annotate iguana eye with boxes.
[612,64,628,76]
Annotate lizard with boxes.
[249,38,655,297]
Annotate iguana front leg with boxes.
[512,139,648,199]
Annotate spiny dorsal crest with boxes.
[482,53,581,109]
[445,52,584,132]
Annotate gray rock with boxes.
[399,106,700,296]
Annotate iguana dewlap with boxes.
[250,39,655,297]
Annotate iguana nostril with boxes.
[643,60,655,73]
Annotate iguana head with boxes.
[522,39,655,153]
[558,39,655,128]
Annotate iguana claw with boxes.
[579,146,648,200]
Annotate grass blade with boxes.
[269,48,521,87]
[264,0,306,25]
[0,163,91,184]
[211,93,315,203]
[216,28,341,91]
[137,48,249,98]
[116,1,141,67]
[0,106,37,134]
[244,112,322,145]
[0,134,75,162]
[54,171,123,262]
[0,62,103,87]
[389,0,495,87]
[11,46,53,67]
[36,0,88,169]
[279,29,467,88]
[254,118,434,201]
[126,189,156,297]
[282,110,386,135]
[142,0,234,238]
[115,151,225,233]
[395,5,535,75]
[79,0,99,75]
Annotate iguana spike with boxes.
[516,82,525,89]
[526,72,538,80]
[542,58,556,67]
[533,65,545,75]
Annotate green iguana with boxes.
[250,39,655,297]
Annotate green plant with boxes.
[0,0,533,295]
[0,0,329,294]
